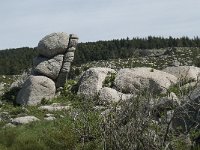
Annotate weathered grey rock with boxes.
[78,67,116,98]
[55,61,71,88]
[16,75,56,106]
[70,34,79,39]
[45,114,54,117]
[0,112,10,121]
[187,85,200,101]
[3,123,16,128]
[98,87,134,105]
[11,116,39,125]
[67,47,76,52]
[56,72,69,88]
[32,56,47,68]
[34,55,63,80]
[0,83,4,90]
[93,106,106,111]
[61,61,71,72]
[64,52,74,62]
[69,39,78,47]
[38,32,69,58]
[44,116,56,121]
[38,103,71,112]
[0,83,4,96]
[55,52,72,88]
[99,87,121,104]
[163,66,200,81]
[120,93,134,101]
[115,67,177,94]
[10,71,30,89]
[170,59,181,67]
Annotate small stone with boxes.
[93,106,106,111]
[44,116,56,121]
[44,113,54,117]
[39,103,71,112]
[3,123,16,128]
[11,116,40,125]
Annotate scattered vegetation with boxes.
[0,78,199,149]
[103,72,116,88]
[0,36,200,149]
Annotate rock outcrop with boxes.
[38,32,69,58]
[77,67,178,104]
[0,83,4,96]
[38,103,71,112]
[98,87,133,105]
[163,66,200,81]
[11,116,39,125]
[16,75,56,105]
[16,32,78,105]
[114,67,177,94]
[34,55,64,80]
[78,67,116,98]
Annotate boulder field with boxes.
[15,32,200,113]
[77,67,178,104]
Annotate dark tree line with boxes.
[74,36,200,65]
[1,36,200,75]
[0,47,38,75]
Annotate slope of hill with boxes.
[0,36,200,149]
[0,47,38,75]
[1,36,200,75]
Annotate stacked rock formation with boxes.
[16,32,78,106]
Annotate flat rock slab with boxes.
[39,103,71,112]
[44,116,56,121]
[11,116,39,125]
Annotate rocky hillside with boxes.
[0,33,199,149]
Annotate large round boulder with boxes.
[16,75,56,106]
[78,67,116,98]
[99,87,133,105]
[162,66,200,81]
[38,32,69,58]
[114,67,177,94]
[33,55,64,80]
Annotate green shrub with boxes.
[103,72,116,88]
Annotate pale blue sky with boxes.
[0,0,200,49]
